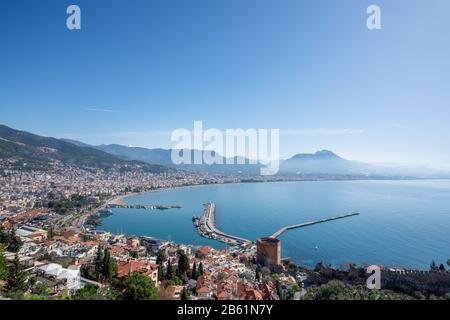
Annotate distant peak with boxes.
[289,150,341,160]
[314,150,339,157]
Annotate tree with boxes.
[31,282,53,295]
[271,274,282,299]
[73,284,107,300]
[180,289,189,300]
[180,289,187,300]
[0,245,8,281]
[255,268,261,282]
[430,260,437,271]
[94,246,104,281]
[156,250,167,265]
[191,262,197,280]
[165,276,183,287]
[177,249,190,280]
[47,227,54,240]
[156,250,167,281]
[0,228,23,253]
[447,259,450,268]
[439,264,446,272]
[198,262,204,277]
[166,259,173,280]
[120,272,158,300]
[6,254,27,294]
[80,264,96,281]
[102,249,117,282]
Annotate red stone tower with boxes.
[256,237,281,269]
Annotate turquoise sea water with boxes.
[99,180,450,269]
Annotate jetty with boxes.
[194,202,252,246]
[106,195,181,210]
[106,203,181,210]
[270,213,360,238]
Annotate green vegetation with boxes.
[0,124,170,172]
[165,258,174,280]
[304,280,412,300]
[180,288,190,300]
[305,261,450,300]
[0,227,23,253]
[5,254,27,296]
[0,245,8,282]
[118,272,159,300]
[73,284,108,300]
[156,249,167,280]
[81,246,117,283]
[0,229,26,298]
[165,276,183,287]
[45,195,92,215]
[30,282,53,296]
[198,262,204,277]
[176,249,190,281]
[191,262,197,280]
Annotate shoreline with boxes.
[84,178,448,271]
[109,177,450,207]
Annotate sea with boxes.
[99,180,450,270]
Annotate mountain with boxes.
[61,140,450,178]
[279,150,368,175]
[94,144,262,175]
[279,150,449,178]
[60,138,91,147]
[0,125,170,173]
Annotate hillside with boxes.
[0,125,170,173]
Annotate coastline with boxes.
[110,177,450,207]
[84,178,450,271]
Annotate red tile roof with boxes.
[117,260,159,278]
[196,286,212,294]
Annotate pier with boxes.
[193,201,360,248]
[270,212,360,238]
[106,204,181,210]
[105,196,181,210]
[194,202,252,246]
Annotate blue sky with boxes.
[0,0,449,167]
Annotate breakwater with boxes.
[270,213,360,238]
[194,202,252,246]
[106,204,182,210]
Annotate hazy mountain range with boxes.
[67,139,449,178]
[0,124,448,178]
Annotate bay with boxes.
[99,180,450,270]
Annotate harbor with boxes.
[193,202,252,246]
[193,201,360,249]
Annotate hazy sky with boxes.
[1,0,449,168]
